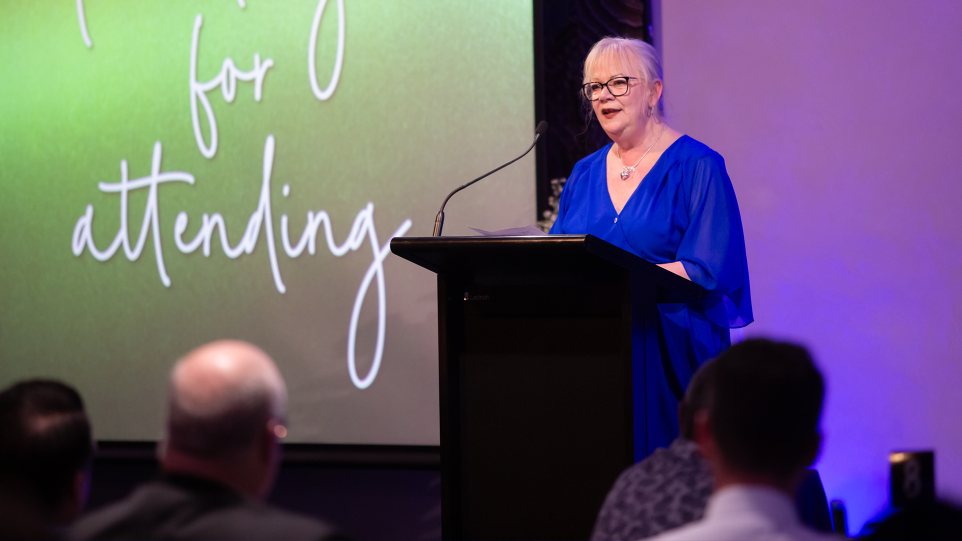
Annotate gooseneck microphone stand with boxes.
[432,121,548,236]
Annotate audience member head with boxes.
[694,339,824,493]
[678,359,716,440]
[0,380,93,533]
[162,340,288,499]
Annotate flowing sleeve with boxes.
[676,154,753,328]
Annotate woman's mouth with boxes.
[600,108,621,118]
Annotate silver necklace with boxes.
[617,124,667,181]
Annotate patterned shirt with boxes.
[591,438,712,541]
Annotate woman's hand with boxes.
[657,261,690,281]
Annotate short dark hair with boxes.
[709,339,824,479]
[0,380,93,513]
[679,360,716,440]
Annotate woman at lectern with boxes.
[549,37,752,451]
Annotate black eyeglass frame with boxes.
[581,76,638,101]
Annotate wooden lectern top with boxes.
[391,234,704,304]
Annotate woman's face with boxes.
[589,60,650,141]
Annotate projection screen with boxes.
[0,1,535,445]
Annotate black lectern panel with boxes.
[391,235,704,540]
[457,276,631,540]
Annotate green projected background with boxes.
[0,1,535,444]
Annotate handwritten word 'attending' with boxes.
[72,3,388,389]
[72,136,412,390]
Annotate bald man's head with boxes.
[166,341,287,460]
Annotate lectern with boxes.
[391,235,704,541]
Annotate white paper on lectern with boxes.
[468,225,547,237]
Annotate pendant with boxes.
[620,168,632,181]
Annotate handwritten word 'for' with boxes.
[190,0,344,159]
[71,136,412,390]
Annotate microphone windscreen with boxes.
[535,121,549,137]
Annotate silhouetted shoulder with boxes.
[186,501,344,541]
[70,476,345,541]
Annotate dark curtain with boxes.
[538,0,652,220]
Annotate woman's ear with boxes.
[650,80,664,108]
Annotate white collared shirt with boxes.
[642,485,839,541]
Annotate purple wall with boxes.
[661,1,962,532]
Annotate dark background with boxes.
[535,0,653,221]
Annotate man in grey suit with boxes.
[71,340,343,541]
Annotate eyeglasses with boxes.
[581,76,637,101]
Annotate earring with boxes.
[647,105,653,118]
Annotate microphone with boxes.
[432,121,549,237]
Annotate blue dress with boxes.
[550,135,752,454]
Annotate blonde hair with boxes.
[583,37,664,121]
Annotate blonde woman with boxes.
[550,37,752,451]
